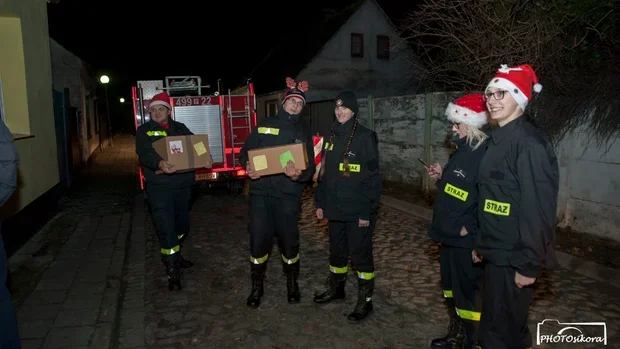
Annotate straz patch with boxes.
[444,183,468,202]
[339,163,361,172]
[484,199,511,216]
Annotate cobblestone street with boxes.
[7,134,620,349]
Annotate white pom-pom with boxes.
[533,83,542,93]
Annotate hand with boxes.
[246,161,260,180]
[515,272,536,288]
[158,160,177,174]
[316,208,324,219]
[284,160,302,181]
[425,163,443,179]
[460,226,469,236]
[358,219,370,227]
[472,250,483,263]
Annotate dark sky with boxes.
[46,0,415,118]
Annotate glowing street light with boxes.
[100,75,110,84]
[99,75,112,147]
[120,98,125,103]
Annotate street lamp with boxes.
[120,98,125,103]
[99,75,113,147]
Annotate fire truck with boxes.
[132,76,257,192]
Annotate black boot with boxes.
[347,278,374,322]
[178,253,194,269]
[283,261,300,304]
[163,255,182,291]
[313,272,346,304]
[430,300,465,348]
[246,263,266,308]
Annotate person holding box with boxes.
[239,77,316,308]
[313,91,382,322]
[136,91,197,291]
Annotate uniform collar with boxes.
[334,117,355,137]
[491,116,524,145]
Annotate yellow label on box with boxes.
[193,142,207,156]
[253,155,268,171]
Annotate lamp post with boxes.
[99,75,113,147]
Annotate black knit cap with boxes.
[335,91,359,115]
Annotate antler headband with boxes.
[285,77,309,92]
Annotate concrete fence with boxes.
[356,92,620,242]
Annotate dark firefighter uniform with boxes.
[136,108,196,291]
[428,135,488,348]
[239,86,315,308]
[475,116,559,349]
[314,91,382,322]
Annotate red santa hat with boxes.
[485,64,542,112]
[150,92,172,110]
[445,93,488,128]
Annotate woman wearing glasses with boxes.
[426,93,489,349]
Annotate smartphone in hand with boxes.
[418,158,429,167]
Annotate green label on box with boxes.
[279,150,295,168]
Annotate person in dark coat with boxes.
[0,120,20,348]
[136,91,198,291]
[426,93,490,349]
[476,64,559,349]
[313,91,382,322]
[239,77,315,308]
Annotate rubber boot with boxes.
[313,272,346,304]
[246,262,266,308]
[163,255,182,291]
[283,261,301,304]
[430,299,465,348]
[347,278,374,322]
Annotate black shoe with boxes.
[163,255,182,291]
[178,255,194,269]
[430,303,465,348]
[246,263,265,308]
[347,278,374,322]
[313,272,346,304]
[283,260,300,304]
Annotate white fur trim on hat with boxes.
[445,102,488,128]
[485,77,528,112]
[150,100,171,110]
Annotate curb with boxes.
[379,194,620,289]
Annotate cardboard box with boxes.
[153,135,213,172]
[247,143,308,176]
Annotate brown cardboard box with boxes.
[247,143,308,176]
[153,135,213,172]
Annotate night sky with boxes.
[46,0,416,128]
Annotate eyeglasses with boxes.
[484,90,506,101]
[452,122,461,128]
[286,99,304,107]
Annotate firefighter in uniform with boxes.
[475,64,559,349]
[136,91,197,291]
[426,93,489,349]
[239,77,315,308]
[313,91,382,322]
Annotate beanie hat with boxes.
[150,92,172,110]
[485,64,542,112]
[283,77,309,105]
[445,93,488,128]
[335,91,359,115]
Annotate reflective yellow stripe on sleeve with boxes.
[147,130,167,137]
[443,290,453,298]
[258,127,280,135]
[455,307,481,321]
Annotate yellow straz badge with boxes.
[484,199,511,216]
[444,183,468,201]
[339,163,361,172]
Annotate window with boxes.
[265,99,279,117]
[377,35,390,59]
[351,33,364,58]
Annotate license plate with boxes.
[196,172,217,181]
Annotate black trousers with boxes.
[146,185,192,256]
[440,245,485,342]
[0,224,20,348]
[328,220,375,279]
[480,262,533,349]
[248,195,301,264]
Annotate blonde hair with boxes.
[463,124,488,150]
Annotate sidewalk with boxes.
[8,135,138,349]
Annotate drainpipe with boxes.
[367,95,374,130]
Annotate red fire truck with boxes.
[131,76,257,191]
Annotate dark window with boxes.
[377,35,390,59]
[351,33,364,57]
